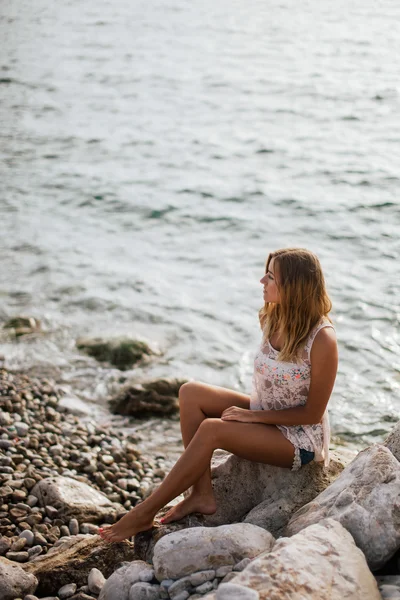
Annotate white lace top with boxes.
[250,319,334,469]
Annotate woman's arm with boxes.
[222,327,338,427]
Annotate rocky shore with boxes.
[1,365,400,600]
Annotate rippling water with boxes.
[1,0,399,451]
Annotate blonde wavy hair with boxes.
[259,248,332,363]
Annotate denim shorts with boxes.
[300,448,315,465]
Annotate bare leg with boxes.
[162,381,250,523]
[99,418,295,542]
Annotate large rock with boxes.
[385,420,400,462]
[99,560,153,600]
[23,534,138,596]
[109,378,186,417]
[152,523,274,580]
[0,556,38,600]
[207,519,381,600]
[286,444,400,570]
[31,476,125,523]
[76,336,159,370]
[203,448,349,536]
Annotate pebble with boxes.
[170,593,189,600]
[233,557,252,571]
[58,583,77,599]
[221,572,237,584]
[15,422,29,436]
[24,596,39,600]
[129,582,161,600]
[380,585,400,600]
[19,529,35,546]
[5,550,29,562]
[195,581,214,594]
[216,583,260,599]
[168,576,192,598]
[139,568,156,582]
[88,567,106,594]
[28,544,43,558]
[11,537,27,551]
[69,518,80,535]
[69,594,97,600]
[189,570,215,586]
[215,566,233,578]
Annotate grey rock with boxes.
[233,558,251,571]
[216,583,259,599]
[76,336,158,371]
[196,581,214,594]
[15,422,29,437]
[88,567,106,594]
[0,537,11,555]
[231,518,381,600]
[0,556,38,600]
[99,560,153,600]
[139,568,155,582]
[58,583,77,598]
[170,593,189,600]
[189,571,216,586]
[220,573,237,584]
[384,419,400,461]
[109,378,185,417]
[168,576,192,598]
[19,530,35,546]
[28,545,43,559]
[69,519,80,535]
[6,551,29,562]
[379,585,400,600]
[32,476,124,523]
[286,445,400,570]
[153,523,274,580]
[215,566,232,578]
[128,582,160,600]
[24,596,39,600]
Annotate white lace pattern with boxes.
[250,319,333,468]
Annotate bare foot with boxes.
[161,491,217,524]
[99,507,154,543]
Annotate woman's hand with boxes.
[221,406,255,423]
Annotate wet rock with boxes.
[152,523,274,580]
[3,316,42,337]
[31,477,124,523]
[22,535,137,595]
[109,378,186,418]
[0,556,38,600]
[286,445,400,570]
[76,336,159,370]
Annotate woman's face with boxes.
[260,257,280,303]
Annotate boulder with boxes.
[384,420,400,462]
[204,448,349,536]
[207,519,381,600]
[22,535,138,596]
[76,336,159,370]
[109,378,186,417]
[31,476,125,523]
[152,523,274,580]
[3,316,42,337]
[99,560,153,600]
[0,556,38,600]
[286,445,400,570]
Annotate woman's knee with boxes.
[197,418,222,445]
[179,380,200,406]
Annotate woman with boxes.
[100,248,338,542]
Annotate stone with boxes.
[109,378,186,417]
[198,449,348,537]
[379,585,400,600]
[28,545,43,559]
[20,530,35,546]
[196,581,214,594]
[3,316,41,336]
[168,577,192,598]
[31,476,124,523]
[189,570,216,586]
[23,535,137,595]
[233,558,251,571]
[0,556,38,600]
[215,566,232,578]
[99,560,153,600]
[139,567,155,582]
[6,550,29,562]
[153,523,274,580]
[76,336,158,370]
[128,582,160,600]
[286,445,400,570]
[0,536,11,555]
[384,420,400,462]
[222,518,381,600]
[88,567,106,594]
[58,582,77,598]
[216,583,259,599]
[69,519,80,535]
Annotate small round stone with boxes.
[216,583,259,600]
[19,529,35,546]
[58,582,77,599]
